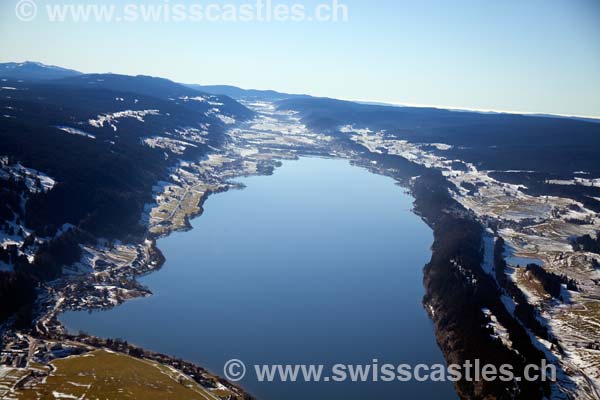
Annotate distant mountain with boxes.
[58,74,207,100]
[53,74,253,120]
[0,61,82,80]
[524,113,600,124]
[187,84,305,101]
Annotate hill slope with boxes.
[0,61,82,80]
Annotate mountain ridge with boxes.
[0,61,82,80]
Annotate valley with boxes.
[1,63,599,400]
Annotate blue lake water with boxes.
[61,157,457,399]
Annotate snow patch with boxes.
[88,109,160,131]
[55,125,96,139]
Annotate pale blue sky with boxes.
[1,0,599,117]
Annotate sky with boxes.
[1,0,599,117]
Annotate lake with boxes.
[61,157,457,399]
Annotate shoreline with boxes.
[47,152,422,397]
[57,154,445,395]
[13,158,273,400]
